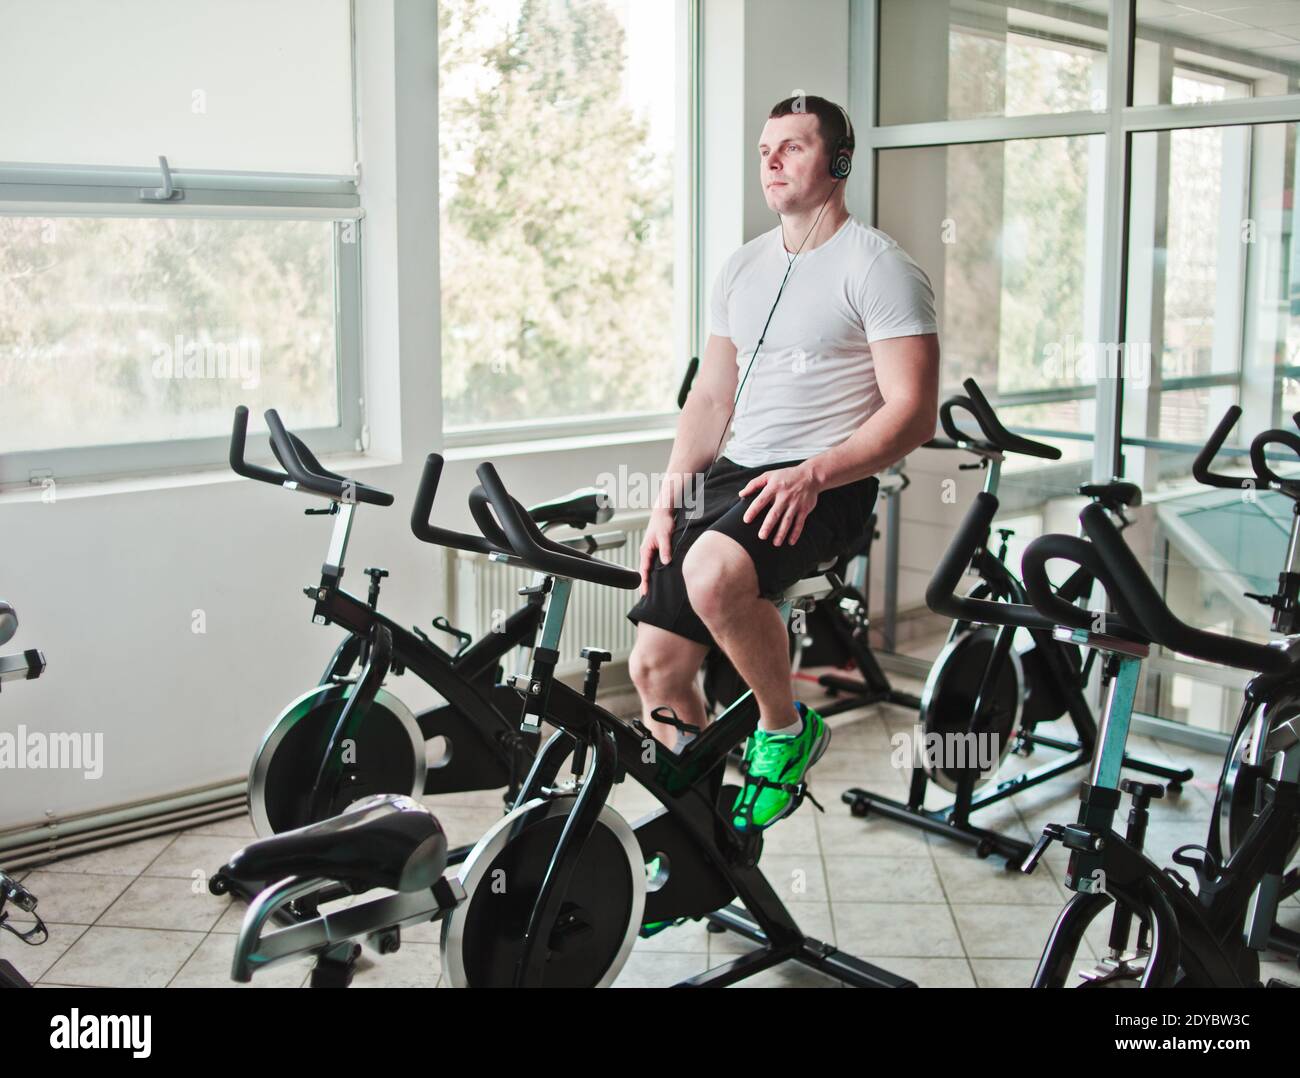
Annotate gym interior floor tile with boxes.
[4,668,1298,988]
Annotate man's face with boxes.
[758,112,833,213]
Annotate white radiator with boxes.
[450,512,649,676]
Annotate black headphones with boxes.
[828,101,855,181]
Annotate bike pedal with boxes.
[1021,823,1064,873]
[1078,953,1146,986]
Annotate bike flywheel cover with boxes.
[917,626,1023,794]
[441,797,645,987]
[247,683,425,836]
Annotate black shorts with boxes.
[626,457,879,647]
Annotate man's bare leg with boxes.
[627,622,710,746]
[681,532,797,732]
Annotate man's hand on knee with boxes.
[738,463,821,546]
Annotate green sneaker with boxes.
[731,703,830,831]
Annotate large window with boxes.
[878,136,1102,430]
[863,0,1300,739]
[438,0,695,440]
[1,217,341,456]
[0,0,361,487]
[878,0,1109,125]
[1122,115,1300,733]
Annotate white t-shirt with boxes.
[710,215,937,468]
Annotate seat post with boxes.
[982,454,1002,496]
[1268,501,1300,633]
[507,573,572,733]
[1081,643,1146,792]
[319,502,356,594]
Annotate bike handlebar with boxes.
[926,496,1289,672]
[474,463,641,589]
[932,379,1062,461]
[926,400,1298,673]
[468,485,515,551]
[1193,405,1300,496]
[1077,503,1289,673]
[1019,532,1146,641]
[1250,428,1300,492]
[230,406,291,486]
[409,455,641,590]
[229,406,394,507]
[677,356,699,410]
[410,455,501,557]
[1191,406,1244,489]
[263,410,393,506]
[923,494,1145,637]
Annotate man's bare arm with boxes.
[654,333,739,512]
[804,333,940,491]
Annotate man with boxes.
[627,95,939,835]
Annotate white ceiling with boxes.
[1028,1,1300,65]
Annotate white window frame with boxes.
[857,0,1300,740]
[856,0,1300,482]
[0,8,364,489]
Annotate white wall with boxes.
[0,0,882,830]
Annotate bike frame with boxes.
[320,599,543,689]
[499,570,912,989]
[309,585,537,771]
[283,503,549,859]
[857,472,1184,862]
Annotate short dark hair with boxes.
[768,95,855,159]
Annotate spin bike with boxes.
[410,453,917,988]
[843,379,1189,864]
[0,599,48,989]
[930,490,1300,987]
[226,407,623,844]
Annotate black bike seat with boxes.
[1079,480,1142,510]
[526,487,614,528]
[217,795,448,894]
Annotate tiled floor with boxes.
[4,668,1298,988]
